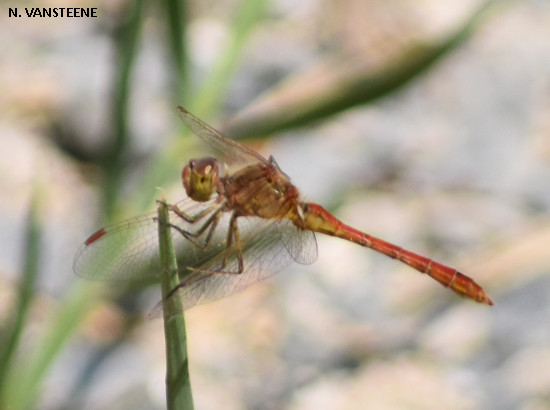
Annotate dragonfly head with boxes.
[182,157,221,202]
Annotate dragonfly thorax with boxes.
[222,160,301,220]
[182,157,222,202]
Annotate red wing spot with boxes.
[84,228,107,246]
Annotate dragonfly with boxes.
[73,106,493,313]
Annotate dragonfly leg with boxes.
[184,212,245,275]
[164,213,246,303]
[161,207,223,250]
[156,199,220,223]
[219,212,244,272]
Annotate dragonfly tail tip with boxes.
[480,292,494,306]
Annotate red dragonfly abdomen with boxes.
[299,203,494,305]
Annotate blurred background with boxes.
[1,0,550,409]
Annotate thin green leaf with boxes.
[0,191,42,406]
[221,1,496,139]
[164,0,189,104]
[157,199,194,410]
[1,282,99,410]
[191,0,270,117]
[102,0,146,218]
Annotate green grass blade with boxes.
[0,192,42,406]
[102,0,146,218]
[221,0,495,139]
[164,0,189,104]
[157,199,194,410]
[1,282,99,410]
[191,0,270,116]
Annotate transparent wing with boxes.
[281,226,318,265]
[74,194,317,314]
[73,197,218,282]
[178,106,267,165]
[150,217,317,316]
